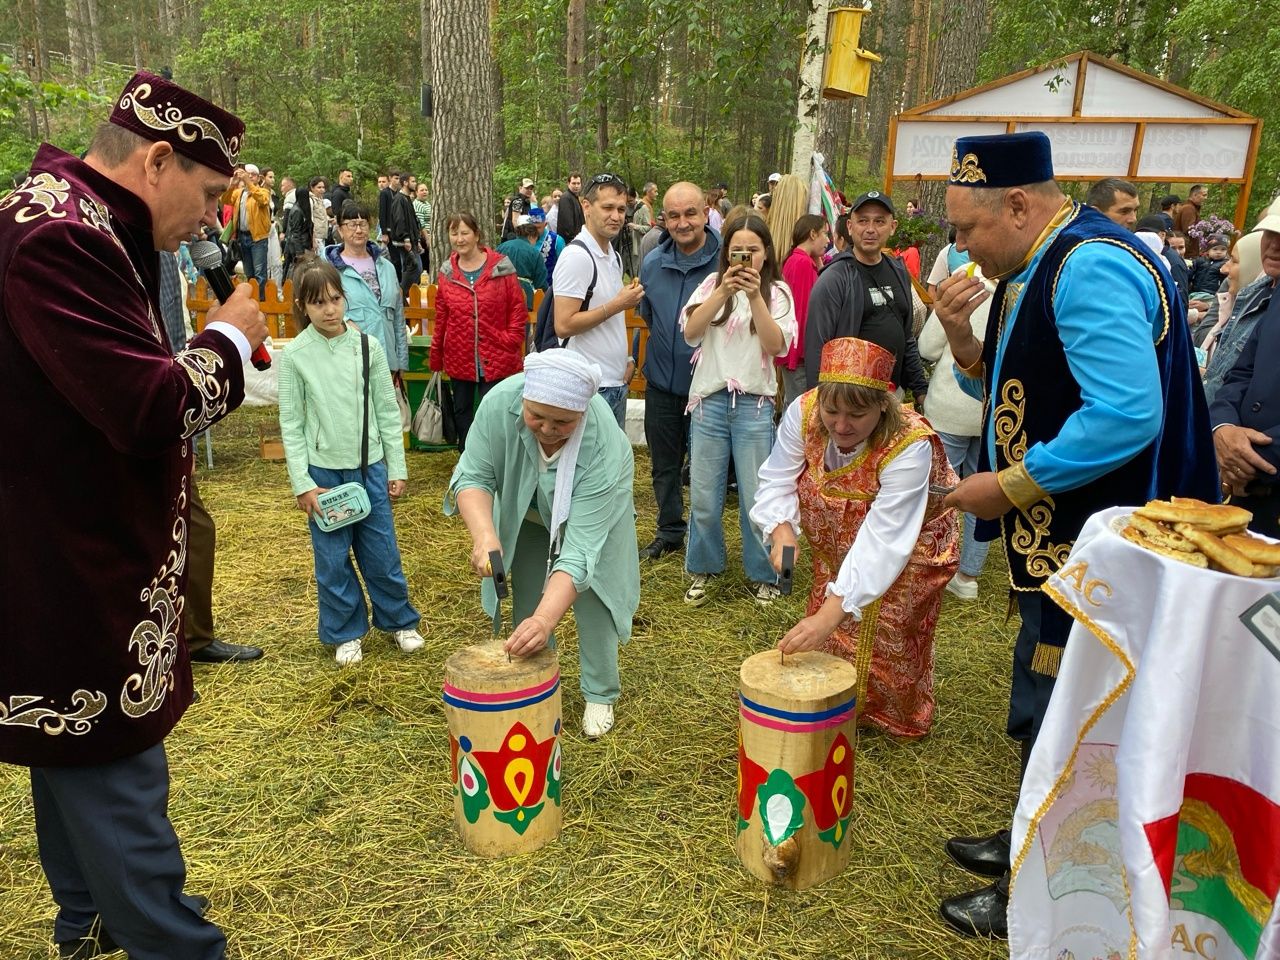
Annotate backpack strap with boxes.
[570,237,599,312]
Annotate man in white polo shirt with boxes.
[551,173,645,426]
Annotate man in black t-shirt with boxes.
[804,191,928,403]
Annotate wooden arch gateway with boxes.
[885,51,1263,230]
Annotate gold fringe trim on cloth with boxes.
[1030,641,1063,678]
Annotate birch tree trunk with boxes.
[430,0,496,257]
[789,0,830,182]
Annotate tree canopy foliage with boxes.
[1,0,1276,222]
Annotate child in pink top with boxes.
[778,214,830,409]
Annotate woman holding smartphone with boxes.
[680,213,796,606]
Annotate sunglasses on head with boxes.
[587,173,626,191]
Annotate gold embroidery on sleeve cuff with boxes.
[997,461,1047,510]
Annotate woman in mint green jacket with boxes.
[278,259,423,666]
[324,200,409,373]
[446,351,639,738]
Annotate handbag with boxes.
[412,372,446,444]
[396,382,412,434]
[313,335,374,532]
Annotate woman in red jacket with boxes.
[429,212,528,451]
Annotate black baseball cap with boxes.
[849,190,895,215]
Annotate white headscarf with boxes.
[1135,230,1166,261]
[522,351,603,553]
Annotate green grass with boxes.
[0,405,1018,959]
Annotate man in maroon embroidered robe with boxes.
[0,72,266,959]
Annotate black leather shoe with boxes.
[639,538,682,560]
[58,895,210,957]
[939,874,1009,939]
[189,639,264,663]
[945,828,1011,878]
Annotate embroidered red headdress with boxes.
[818,337,895,392]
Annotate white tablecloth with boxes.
[1010,507,1280,959]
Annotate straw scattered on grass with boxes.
[0,405,1018,959]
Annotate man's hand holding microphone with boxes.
[189,238,270,369]
[206,283,268,356]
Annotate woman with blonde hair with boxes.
[766,174,809,263]
[752,337,959,738]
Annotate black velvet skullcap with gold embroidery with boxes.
[109,72,244,177]
[948,132,1054,188]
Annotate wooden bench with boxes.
[188,277,654,394]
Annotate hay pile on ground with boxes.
[0,405,1018,959]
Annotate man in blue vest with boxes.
[931,132,1218,939]
[636,181,721,559]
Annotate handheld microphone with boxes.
[188,239,272,371]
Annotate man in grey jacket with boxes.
[636,182,721,559]
[804,191,928,404]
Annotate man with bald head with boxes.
[635,181,721,559]
[0,71,267,958]
[931,133,1216,938]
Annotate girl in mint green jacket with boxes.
[278,260,423,666]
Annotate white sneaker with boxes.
[684,574,716,606]
[582,702,615,738]
[335,639,363,666]
[393,628,425,652]
[753,582,781,606]
[946,575,979,600]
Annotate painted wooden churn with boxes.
[443,641,563,858]
[736,649,858,889]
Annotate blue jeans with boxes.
[306,460,420,646]
[238,231,268,298]
[686,390,776,584]
[598,385,627,428]
[937,430,991,579]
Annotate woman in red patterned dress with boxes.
[751,337,960,738]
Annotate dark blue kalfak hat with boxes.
[948,132,1054,188]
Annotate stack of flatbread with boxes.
[1120,498,1280,577]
